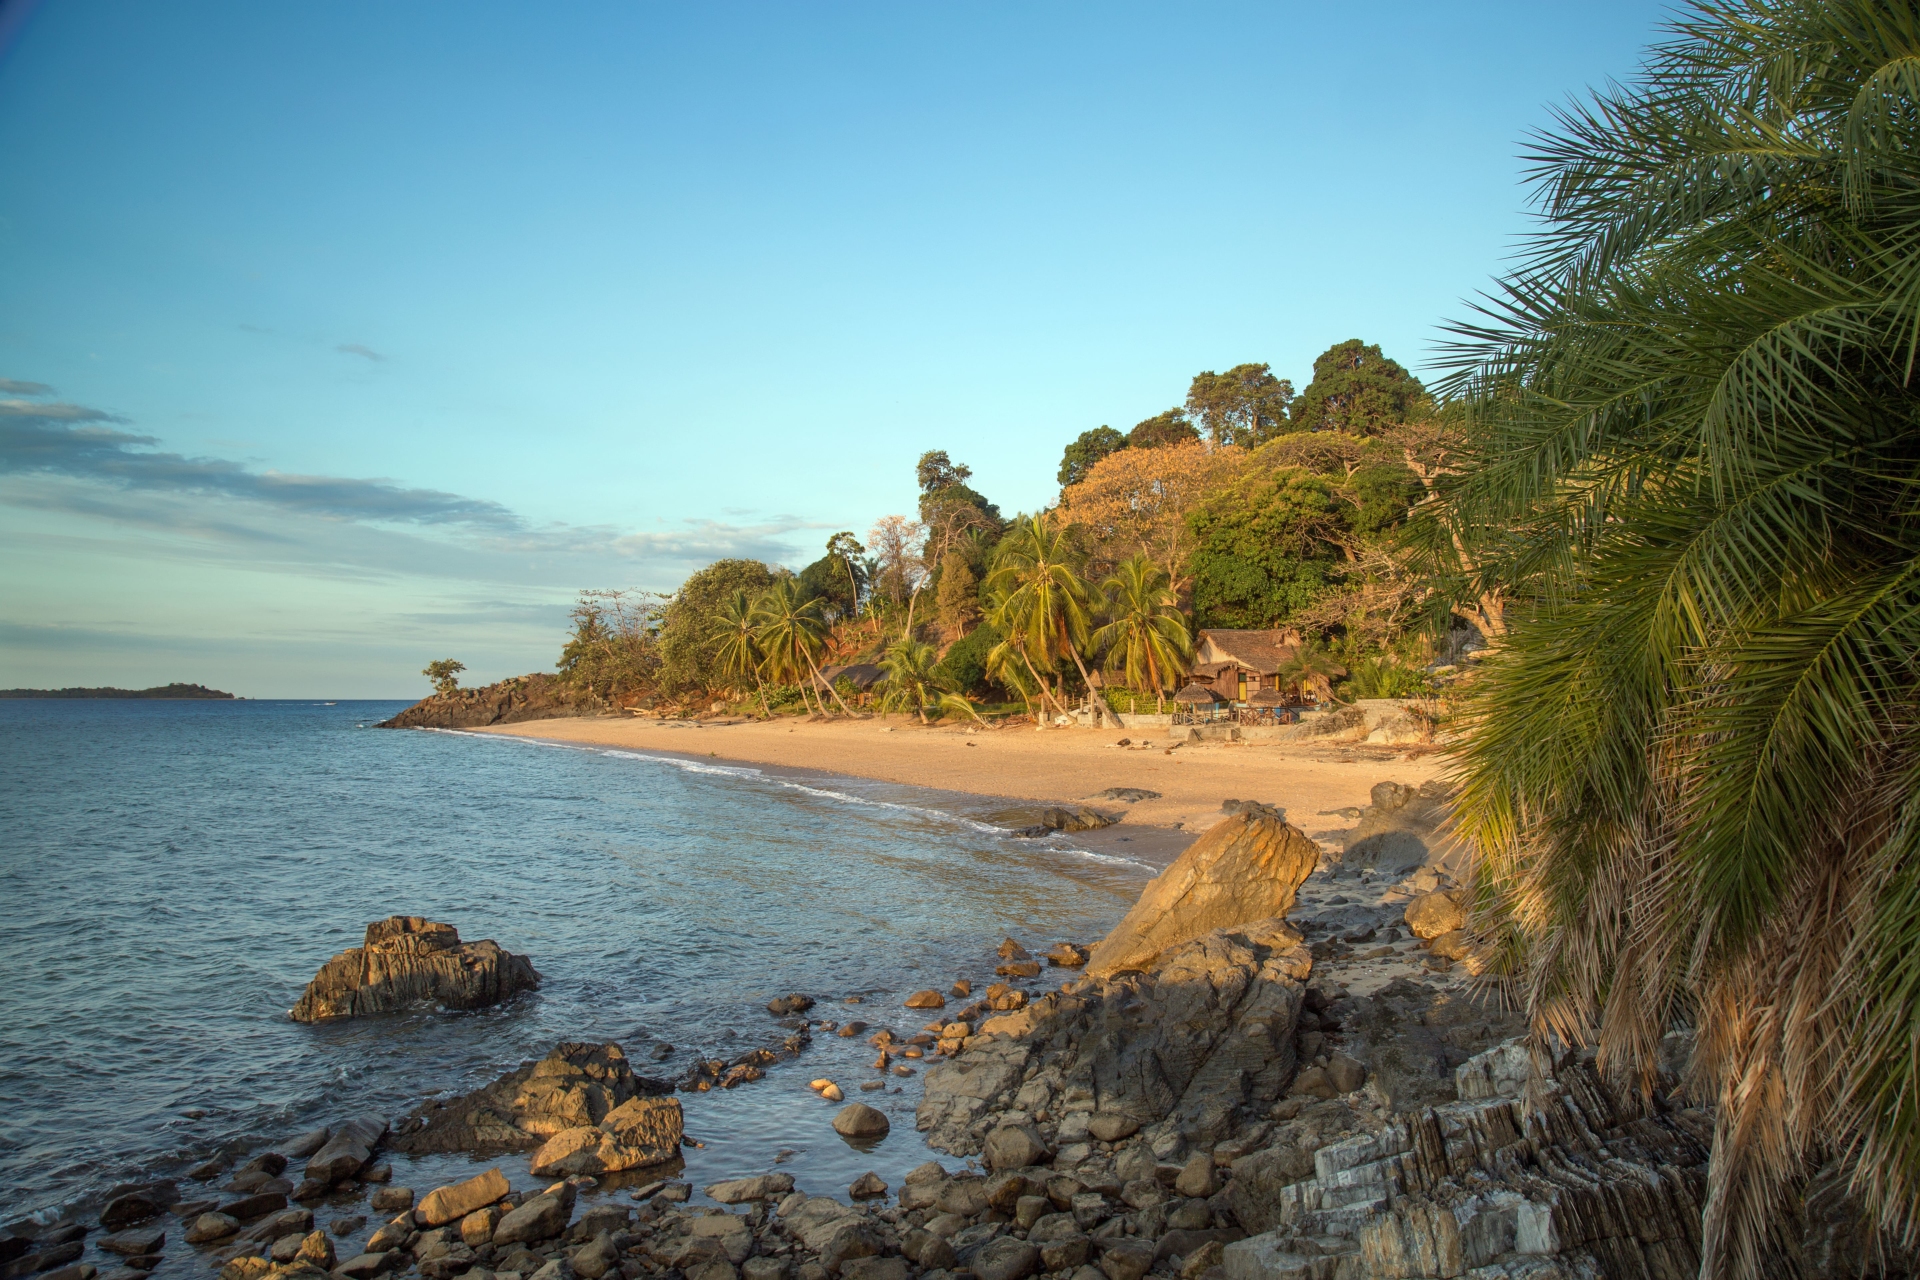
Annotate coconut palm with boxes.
[1276,641,1343,705]
[750,580,856,717]
[1090,554,1191,713]
[985,516,1114,724]
[707,590,770,716]
[1427,3,1920,1269]
[877,638,980,725]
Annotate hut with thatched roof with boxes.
[1172,681,1224,724]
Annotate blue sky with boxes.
[0,0,1673,697]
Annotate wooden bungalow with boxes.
[1191,629,1302,704]
[813,663,886,695]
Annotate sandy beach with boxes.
[477,715,1450,840]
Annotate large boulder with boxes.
[527,1094,684,1175]
[376,674,599,729]
[290,917,539,1023]
[390,1042,672,1155]
[1335,780,1467,879]
[1086,812,1319,977]
[491,1184,575,1246]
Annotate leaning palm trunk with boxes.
[1431,2,1920,1270]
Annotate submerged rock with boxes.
[1085,812,1319,977]
[289,917,540,1023]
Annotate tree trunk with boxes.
[1066,645,1115,727]
[807,650,859,717]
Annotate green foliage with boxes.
[878,637,977,722]
[558,590,662,700]
[796,554,857,621]
[1348,462,1423,535]
[658,560,776,693]
[935,622,1002,695]
[1431,3,1920,1265]
[934,553,980,637]
[1339,656,1431,700]
[1186,467,1341,628]
[1185,363,1293,446]
[1126,409,1200,449]
[1057,425,1128,487]
[1091,554,1191,695]
[423,659,465,693]
[1290,339,1423,436]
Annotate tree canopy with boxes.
[1290,339,1424,436]
[1057,425,1128,487]
[1126,409,1200,449]
[1185,363,1293,446]
[658,560,776,692]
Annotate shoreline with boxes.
[466,715,1451,849]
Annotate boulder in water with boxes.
[289,917,539,1023]
[1085,812,1319,977]
[391,1042,673,1155]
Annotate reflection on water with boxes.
[0,700,1157,1221]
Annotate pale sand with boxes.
[476,716,1450,838]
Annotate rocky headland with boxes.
[10,784,1904,1280]
[376,677,604,730]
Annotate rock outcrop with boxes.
[390,1042,674,1155]
[919,917,1313,1156]
[1086,812,1320,977]
[1332,780,1468,880]
[375,674,603,730]
[990,805,1117,837]
[289,917,540,1023]
[528,1094,685,1176]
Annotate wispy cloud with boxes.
[336,343,385,362]
[0,379,54,395]
[0,397,524,529]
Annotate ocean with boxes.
[0,699,1160,1228]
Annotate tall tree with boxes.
[1057,438,1244,588]
[1290,340,1423,436]
[825,531,868,618]
[1185,363,1294,446]
[1186,466,1343,629]
[1091,555,1191,713]
[658,560,776,693]
[706,590,769,715]
[985,516,1113,725]
[1057,425,1128,487]
[751,579,854,716]
[1433,4,1920,1270]
[1127,409,1201,449]
[934,552,980,640]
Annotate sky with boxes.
[0,0,1674,698]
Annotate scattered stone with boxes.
[831,1104,889,1139]
[1088,789,1159,802]
[1084,812,1320,976]
[704,1174,795,1204]
[1403,890,1465,940]
[98,1229,163,1258]
[996,939,1030,960]
[365,1223,410,1253]
[369,1188,413,1212]
[278,1129,331,1159]
[294,1231,335,1270]
[1325,1052,1367,1093]
[290,917,540,1023]
[766,995,815,1016]
[305,1115,388,1185]
[819,1084,843,1102]
[950,980,971,997]
[834,1022,868,1038]
[1085,1114,1138,1143]
[334,1254,393,1280]
[415,1168,510,1228]
[904,990,945,1009]
[847,1172,886,1200]
[329,1216,365,1238]
[1096,1241,1153,1280]
[491,1183,574,1246]
[100,1193,166,1230]
[184,1214,239,1245]
[359,1162,392,1184]
[972,1237,1040,1280]
[983,1124,1049,1171]
[994,960,1042,978]
[1046,943,1089,968]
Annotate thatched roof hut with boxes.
[1173,683,1221,705]
[1246,687,1288,708]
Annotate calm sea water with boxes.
[0,700,1159,1225]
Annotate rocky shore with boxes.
[7,784,1900,1280]
[376,677,603,730]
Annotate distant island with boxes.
[0,683,236,700]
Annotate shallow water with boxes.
[0,699,1160,1226]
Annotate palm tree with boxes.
[706,590,770,716]
[751,579,857,717]
[985,516,1114,725]
[876,638,980,725]
[1427,3,1920,1269]
[1275,641,1342,705]
[1090,554,1191,713]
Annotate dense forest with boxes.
[488,336,1476,724]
